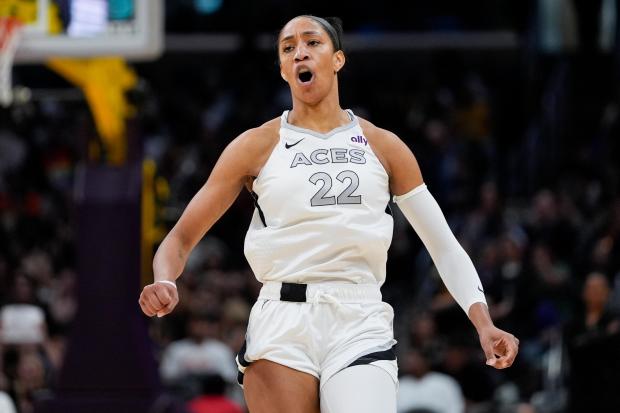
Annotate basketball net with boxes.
[0,16,23,107]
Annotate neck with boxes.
[288,87,349,133]
[585,305,604,325]
[587,304,604,316]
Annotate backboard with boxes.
[3,0,163,63]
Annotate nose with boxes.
[294,44,309,62]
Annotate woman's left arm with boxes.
[362,119,519,369]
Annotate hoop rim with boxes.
[1,16,23,48]
[0,15,24,107]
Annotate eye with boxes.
[282,45,294,53]
[308,40,321,46]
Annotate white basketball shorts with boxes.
[236,281,398,389]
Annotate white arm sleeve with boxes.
[393,183,487,314]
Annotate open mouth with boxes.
[298,69,314,83]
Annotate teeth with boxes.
[299,68,310,74]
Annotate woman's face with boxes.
[278,17,345,105]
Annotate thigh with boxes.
[320,365,397,413]
[321,301,397,385]
[243,359,320,413]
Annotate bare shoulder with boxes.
[226,117,280,177]
[357,117,407,175]
[235,117,280,153]
[357,116,424,195]
[358,117,400,144]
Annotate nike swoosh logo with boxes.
[478,286,485,294]
[285,138,304,149]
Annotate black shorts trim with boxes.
[236,339,250,385]
[346,346,396,368]
[237,340,250,367]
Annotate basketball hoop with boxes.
[0,16,24,107]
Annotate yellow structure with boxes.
[47,58,137,165]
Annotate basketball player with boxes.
[139,15,519,413]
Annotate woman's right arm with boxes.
[139,123,278,317]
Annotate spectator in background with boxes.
[408,313,444,366]
[525,190,577,262]
[13,349,47,413]
[490,230,527,331]
[397,348,465,413]
[0,390,16,413]
[440,338,495,407]
[0,350,16,413]
[0,300,54,413]
[160,310,237,386]
[186,374,243,413]
[565,272,620,413]
[0,129,27,191]
[529,243,572,332]
[588,198,620,275]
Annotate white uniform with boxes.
[244,110,394,285]
[237,110,398,391]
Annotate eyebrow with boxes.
[280,31,322,43]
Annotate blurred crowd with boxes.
[0,101,79,413]
[2,29,620,413]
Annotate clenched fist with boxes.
[478,325,519,369]
[139,281,179,317]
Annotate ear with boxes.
[280,61,287,82]
[333,50,345,74]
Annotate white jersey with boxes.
[244,110,394,285]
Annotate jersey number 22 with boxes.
[309,170,361,206]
